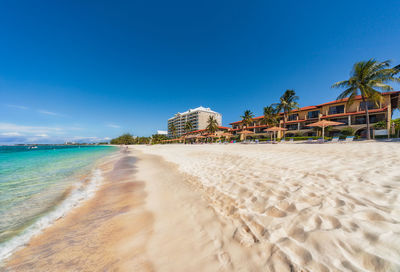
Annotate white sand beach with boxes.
[4,142,400,271]
[132,142,400,271]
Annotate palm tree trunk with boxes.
[363,96,371,140]
[282,113,286,139]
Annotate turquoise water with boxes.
[0,145,117,260]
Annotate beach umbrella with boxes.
[238,130,253,141]
[220,132,233,142]
[263,127,287,141]
[306,120,344,139]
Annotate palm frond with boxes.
[332,80,350,89]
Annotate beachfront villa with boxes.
[230,91,400,138]
[168,106,222,137]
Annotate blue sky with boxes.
[1,0,399,144]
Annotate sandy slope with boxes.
[132,142,400,272]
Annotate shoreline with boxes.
[0,148,123,269]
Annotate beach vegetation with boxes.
[340,127,355,136]
[169,123,177,138]
[332,59,400,139]
[151,134,168,144]
[273,89,299,139]
[110,133,136,145]
[184,121,193,133]
[206,116,219,134]
[373,120,387,130]
[262,105,279,127]
[241,110,254,128]
[392,118,400,138]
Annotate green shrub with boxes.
[341,127,355,136]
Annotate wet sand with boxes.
[3,150,154,271]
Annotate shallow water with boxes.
[0,145,117,260]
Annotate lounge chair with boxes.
[289,138,294,143]
[317,138,325,144]
[344,136,355,143]
[330,137,339,143]
[307,138,314,143]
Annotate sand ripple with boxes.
[135,142,400,271]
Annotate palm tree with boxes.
[274,89,299,139]
[184,121,193,133]
[206,116,219,135]
[241,110,254,128]
[169,123,177,138]
[332,59,400,140]
[262,105,279,140]
[262,105,279,127]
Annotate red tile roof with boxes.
[291,106,318,112]
[321,107,388,119]
[317,91,399,107]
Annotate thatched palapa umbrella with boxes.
[306,120,344,139]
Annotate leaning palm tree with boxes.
[184,121,193,133]
[262,105,279,127]
[206,116,219,134]
[169,123,177,138]
[332,59,400,140]
[274,89,299,139]
[241,110,254,128]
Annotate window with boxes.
[288,114,298,121]
[360,101,378,110]
[307,110,320,119]
[328,105,345,115]
[286,124,298,131]
[355,116,366,124]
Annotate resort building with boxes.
[230,91,400,138]
[167,106,222,138]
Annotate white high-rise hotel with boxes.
[167,106,222,138]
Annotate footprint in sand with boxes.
[265,206,287,218]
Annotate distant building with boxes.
[157,130,168,135]
[168,106,222,138]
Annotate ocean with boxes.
[0,145,117,261]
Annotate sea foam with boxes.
[0,168,104,263]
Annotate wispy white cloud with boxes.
[0,123,69,136]
[35,134,48,137]
[1,132,22,136]
[37,109,62,116]
[106,124,121,128]
[0,123,108,144]
[6,104,28,110]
